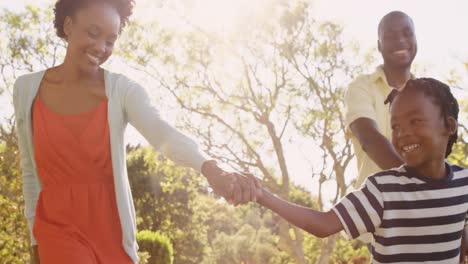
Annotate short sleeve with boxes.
[344,78,377,129]
[332,177,384,239]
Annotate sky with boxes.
[1,0,467,203]
[313,0,467,82]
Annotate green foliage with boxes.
[450,139,468,167]
[127,145,208,264]
[0,121,30,264]
[205,225,290,264]
[0,5,63,85]
[202,200,294,264]
[288,184,318,209]
[138,251,151,264]
[137,230,174,264]
[330,236,370,263]
[448,99,467,167]
[302,233,322,263]
[0,196,29,264]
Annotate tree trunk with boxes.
[315,234,339,264]
[277,219,307,264]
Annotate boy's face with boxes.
[390,89,455,170]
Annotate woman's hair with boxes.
[54,0,135,39]
[385,78,459,157]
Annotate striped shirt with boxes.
[332,163,468,263]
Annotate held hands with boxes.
[228,172,264,205]
[201,160,263,206]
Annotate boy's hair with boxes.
[54,0,135,39]
[385,78,459,157]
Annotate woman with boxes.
[13,0,257,263]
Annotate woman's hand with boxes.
[31,245,40,264]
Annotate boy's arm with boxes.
[252,174,383,240]
[257,188,343,238]
[462,224,468,262]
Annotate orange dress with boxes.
[32,96,133,264]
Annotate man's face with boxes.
[378,14,417,69]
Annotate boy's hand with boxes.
[226,171,259,205]
[244,172,263,202]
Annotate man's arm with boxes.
[350,118,403,169]
[257,188,342,238]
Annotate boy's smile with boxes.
[402,143,419,152]
[390,88,457,179]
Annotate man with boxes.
[344,12,468,260]
[345,11,416,187]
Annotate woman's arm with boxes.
[123,79,207,170]
[122,77,256,204]
[31,246,40,264]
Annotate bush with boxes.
[137,230,174,264]
[137,251,150,264]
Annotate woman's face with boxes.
[63,1,121,75]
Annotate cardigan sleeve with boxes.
[13,77,41,245]
[121,77,208,171]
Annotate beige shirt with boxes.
[345,66,412,187]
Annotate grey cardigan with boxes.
[13,70,208,263]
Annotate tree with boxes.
[126,145,209,264]
[448,99,468,167]
[0,119,30,263]
[136,230,174,264]
[1,2,466,263]
[0,5,64,93]
[0,6,63,263]
[118,1,367,262]
[206,225,290,264]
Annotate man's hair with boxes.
[377,11,414,39]
[385,78,459,157]
[54,0,135,39]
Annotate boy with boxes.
[253,78,466,262]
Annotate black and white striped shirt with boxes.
[332,164,468,263]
